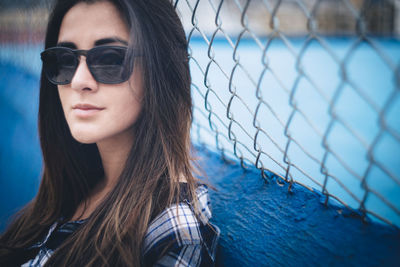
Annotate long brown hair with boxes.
[0,0,198,265]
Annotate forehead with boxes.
[58,1,129,48]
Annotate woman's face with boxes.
[57,1,143,144]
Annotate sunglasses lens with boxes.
[88,46,129,84]
[41,48,77,85]
[41,46,130,85]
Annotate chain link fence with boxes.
[173,0,400,228]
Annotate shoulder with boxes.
[142,184,219,266]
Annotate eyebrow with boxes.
[56,42,76,49]
[95,37,128,46]
[56,37,129,48]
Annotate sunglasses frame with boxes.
[40,45,131,85]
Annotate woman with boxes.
[0,0,219,266]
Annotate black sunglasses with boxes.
[40,45,132,85]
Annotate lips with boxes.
[73,103,104,110]
[72,103,104,118]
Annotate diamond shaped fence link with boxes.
[173,0,400,227]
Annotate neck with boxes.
[70,129,134,221]
[96,129,134,190]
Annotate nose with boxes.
[70,56,98,92]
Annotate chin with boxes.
[73,136,98,144]
[70,131,100,144]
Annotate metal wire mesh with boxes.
[173,0,400,227]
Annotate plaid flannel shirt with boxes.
[21,184,219,267]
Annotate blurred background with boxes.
[0,0,399,235]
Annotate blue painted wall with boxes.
[0,61,42,230]
[199,146,400,266]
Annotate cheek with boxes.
[94,85,143,143]
[114,68,144,127]
[106,63,144,126]
[109,94,142,127]
[57,87,71,117]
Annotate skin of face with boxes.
[57,1,143,145]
